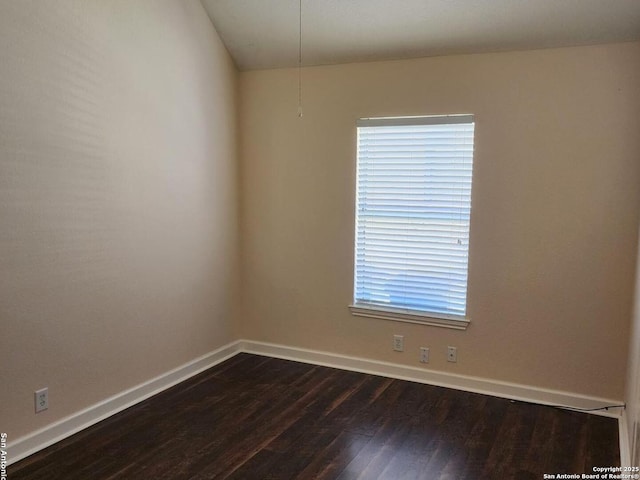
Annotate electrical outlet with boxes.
[420,347,429,363]
[35,387,48,413]
[393,335,404,352]
[447,346,457,363]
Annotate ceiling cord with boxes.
[298,0,303,118]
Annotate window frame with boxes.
[349,114,475,330]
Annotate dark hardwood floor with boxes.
[9,353,619,479]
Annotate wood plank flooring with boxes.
[9,353,620,479]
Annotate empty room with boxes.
[2,0,640,478]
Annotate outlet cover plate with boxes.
[35,387,48,413]
[420,347,429,363]
[447,346,457,363]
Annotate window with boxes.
[350,115,475,330]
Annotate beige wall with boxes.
[239,42,640,400]
[0,0,238,439]
[626,233,640,464]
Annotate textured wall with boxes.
[0,0,238,439]
[239,42,640,400]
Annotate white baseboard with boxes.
[7,341,243,466]
[619,410,631,467]
[8,338,625,467]
[241,340,624,418]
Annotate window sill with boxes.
[348,304,470,330]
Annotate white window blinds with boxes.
[354,115,475,320]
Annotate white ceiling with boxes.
[201,0,640,71]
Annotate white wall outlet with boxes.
[420,347,429,363]
[447,346,457,363]
[35,387,48,413]
[393,335,404,352]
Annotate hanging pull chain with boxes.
[297,0,303,118]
